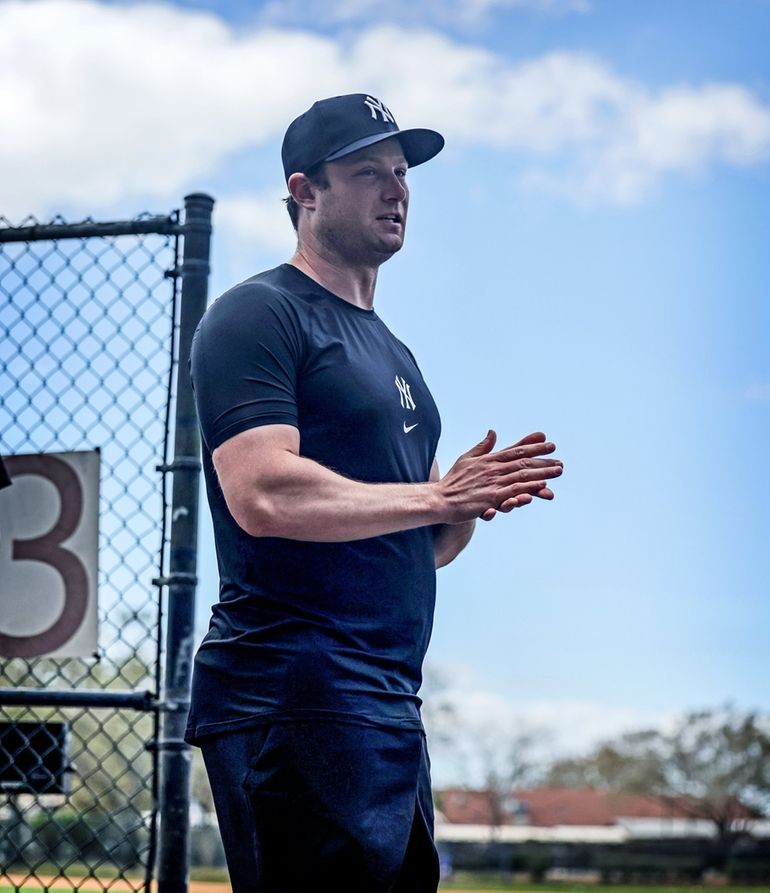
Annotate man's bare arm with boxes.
[213,425,562,542]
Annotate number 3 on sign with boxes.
[0,451,99,658]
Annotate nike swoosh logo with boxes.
[403,422,419,434]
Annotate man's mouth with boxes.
[378,213,402,223]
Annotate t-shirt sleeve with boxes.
[190,281,305,452]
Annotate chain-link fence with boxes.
[0,196,213,892]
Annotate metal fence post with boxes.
[157,193,214,893]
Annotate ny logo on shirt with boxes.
[394,375,416,411]
[364,96,395,124]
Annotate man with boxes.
[186,93,563,892]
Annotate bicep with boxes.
[213,424,300,521]
[430,459,440,483]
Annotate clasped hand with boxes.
[439,430,563,523]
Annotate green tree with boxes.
[664,708,770,858]
[545,727,667,791]
[544,706,770,868]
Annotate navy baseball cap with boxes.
[281,93,445,183]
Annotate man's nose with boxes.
[384,173,407,202]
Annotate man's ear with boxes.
[288,172,317,210]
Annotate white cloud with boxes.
[422,661,674,787]
[261,0,591,29]
[0,0,349,216]
[454,0,591,24]
[1,0,769,225]
[215,192,297,255]
[577,82,770,204]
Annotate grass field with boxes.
[437,887,770,893]
[443,885,770,892]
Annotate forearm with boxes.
[216,426,563,543]
[225,450,445,541]
[433,520,476,569]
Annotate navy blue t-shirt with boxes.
[185,264,442,743]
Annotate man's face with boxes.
[311,137,409,266]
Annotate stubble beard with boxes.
[319,220,404,269]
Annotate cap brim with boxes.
[324,128,445,168]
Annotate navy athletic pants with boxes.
[200,721,440,893]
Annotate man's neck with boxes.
[288,244,379,311]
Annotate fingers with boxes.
[465,429,497,459]
[489,482,556,517]
[500,477,554,499]
[466,431,557,465]
[497,463,563,490]
[513,431,547,446]
[487,488,551,517]
[496,440,557,462]
[447,430,562,524]
[483,489,538,519]
[496,494,532,513]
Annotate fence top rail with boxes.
[0,214,182,243]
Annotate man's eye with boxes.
[395,169,407,178]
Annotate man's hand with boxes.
[436,430,562,524]
[214,425,561,543]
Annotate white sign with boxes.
[0,451,99,658]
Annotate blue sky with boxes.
[2,0,769,782]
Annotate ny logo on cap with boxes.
[364,96,395,124]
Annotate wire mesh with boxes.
[0,212,180,891]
